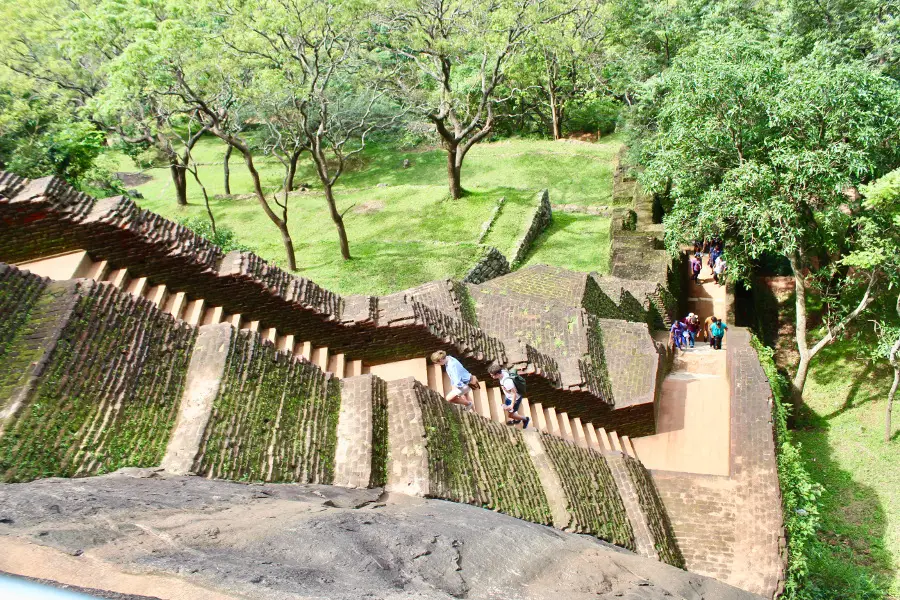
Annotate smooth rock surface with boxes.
[0,472,762,600]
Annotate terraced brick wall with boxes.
[0,279,195,482]
[414,383,552,525]
[622,455,684,568]
[192,330,341,483]
[540,433,635,550]
[0,264,48,360]
[579,315,615,402]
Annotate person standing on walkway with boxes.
[710,318,728,350]
[690,253,702,284]
[430,350,478,409]
[708,243,722,273]
[713,255,727,285]
[487,363,530,429]
[703,314,717,342]
[670,319,687,351]
[684,313,699,348]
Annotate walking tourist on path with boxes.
[430,350,478,409]
[713,255,727,285]
[690,253,702,284]
[710,318,728,350]
[670,319,687,351]
[488,363,530,429]
[683,313,699,348]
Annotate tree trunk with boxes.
[234,143,297,270]
[446,145,463,199]
[170,162,188,206]
[223,145,232,195]
[886,341,899,442]
[549,88,562,140]
[286,149,301,192]
[323,183,351,260]
[790,252,810,411]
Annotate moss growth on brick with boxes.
[0,266,48,362]
[0,282,195,482]
[541,434,635,549]
[623,455,685,568]
[369,377,389,488]
[417,386,551,524]
[194,331,340,483]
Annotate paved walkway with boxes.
[632,258,731,475]
[630,255,784,598]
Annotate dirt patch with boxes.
[115,172,153,187]
[353,200,385,214]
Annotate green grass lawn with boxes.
[521,212,612,272]
[794,339,899,599]
[115,132,622,294]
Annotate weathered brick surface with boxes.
[463,246,510,283]
[621,454,684,568]
[385,377,429,496]
[414,379,551,524]
[0,278,195,481]
[652,328,785,597]
[193,330,340,484]
[510,189,552,267]
[0,264,49,361]
[596,318,661,409]
[335,375,381,489]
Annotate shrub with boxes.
[179,217,251,253]
[750,334,823,599]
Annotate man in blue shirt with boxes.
[430,350,478,410]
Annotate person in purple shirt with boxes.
[669,320,686,352]
[430,350,478,410]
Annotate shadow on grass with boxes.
[792,342,897,599]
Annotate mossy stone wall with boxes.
[0,280,195,482]
[540,433,635,550]
[193,330,341,483]
[415,383,552,524]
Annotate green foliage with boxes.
[750,335,824,599]
[179,216,251,254]
[564,93,620,135]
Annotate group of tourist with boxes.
[669,313,728,351]
[690,239,727,285]
[430,350,531,429]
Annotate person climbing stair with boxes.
[430,350,477,410]
[487,362,530,429]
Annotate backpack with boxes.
[505,367,527,397]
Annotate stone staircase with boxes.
[16,249,642,461]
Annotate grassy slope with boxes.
[794,339,899,598]
[119,133,621,295]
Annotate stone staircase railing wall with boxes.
[0,275,195,482]
[0,173,574,406]
[0,268,684,567]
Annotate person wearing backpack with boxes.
[487,362,530,429]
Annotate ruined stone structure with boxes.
[0,169,785,598]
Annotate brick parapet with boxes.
[510,189,552,268]
[0,174,587,413]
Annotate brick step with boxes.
[16,250,360,380]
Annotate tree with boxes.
[225,0,397,261]
[509,1,608,139]
[640,31,900,408]
[856,168,900,441]
[104,2,301,269]
[378,0,539,199]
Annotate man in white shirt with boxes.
[487,363,530,429]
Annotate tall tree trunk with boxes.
[286,149,302,192]
[886,338,899,442]
[323,183,351,260]
[790,252,811,411]
[223,145,232,195]
[235,144,297,270]
[170,162,188,206]
[446,145,463,199]
[549,87,562,140]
